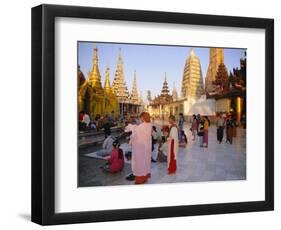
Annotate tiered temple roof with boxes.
[88,46,103,92]
[181,49,204,99]
[112,49,130,102]
[161,73,170,96]
[150,73,173,105]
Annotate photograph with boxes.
[77,42,247,187]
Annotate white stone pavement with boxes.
[147,123,246,184]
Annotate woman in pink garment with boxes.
[103,140,124,173]
[130,112,152,184]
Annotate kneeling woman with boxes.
[103,140,124,173]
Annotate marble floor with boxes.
[78,124,246,187]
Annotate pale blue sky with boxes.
[78,42,245,99]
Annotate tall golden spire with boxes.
[181,48,204,98]
[112,48,130,102]
[104,66,111,93]
[131,70,139,104]
[88,45,102,89]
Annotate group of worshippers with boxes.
[216,113,237,144]
[100,112,180,185]
[189,114,210,148]
[124,112,179,184]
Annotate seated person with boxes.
[96,135,115,157]
[157,136,168,162]
[102,140,125,173]
[179,130,188,148]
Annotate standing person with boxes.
[108,110,115,126]
[126,112,152,184]
[196,114,201,132]
[178,113,185,140]
[203,116,209,148]
[226,117,234,144]
[167,115,178,174]
[191,114,198,141]
[151,126,158,162]
[178,113,185,132]
[102,115,111,138]
[178,130,188,148]
[216,113,225,144]
[197,126,204,147]
[151,126,158,151]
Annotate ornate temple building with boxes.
[205,48,224,93]
[112,49,130,103]
[78,47,119,119]
[181,49,205,99]
[104,48,142,116]
[208,52,247,123]
[78,47,143,120]
[148,49,216,119]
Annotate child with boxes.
[197,126,204,147]
[179,130,188,148]
[102,140,124,173]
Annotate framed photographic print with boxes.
[31,4,274,225]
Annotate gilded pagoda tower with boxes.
[87,46,105,119]
[130,70,139,104]
[205,48,224,93]
[112,49,130,103]
[104,67,118,115]
[181,49,204,99]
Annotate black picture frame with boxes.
[31,4,274,225]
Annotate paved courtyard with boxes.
[78,123,246,187]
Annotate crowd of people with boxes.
[87,110,241,185]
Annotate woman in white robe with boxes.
[126,112,152,184]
